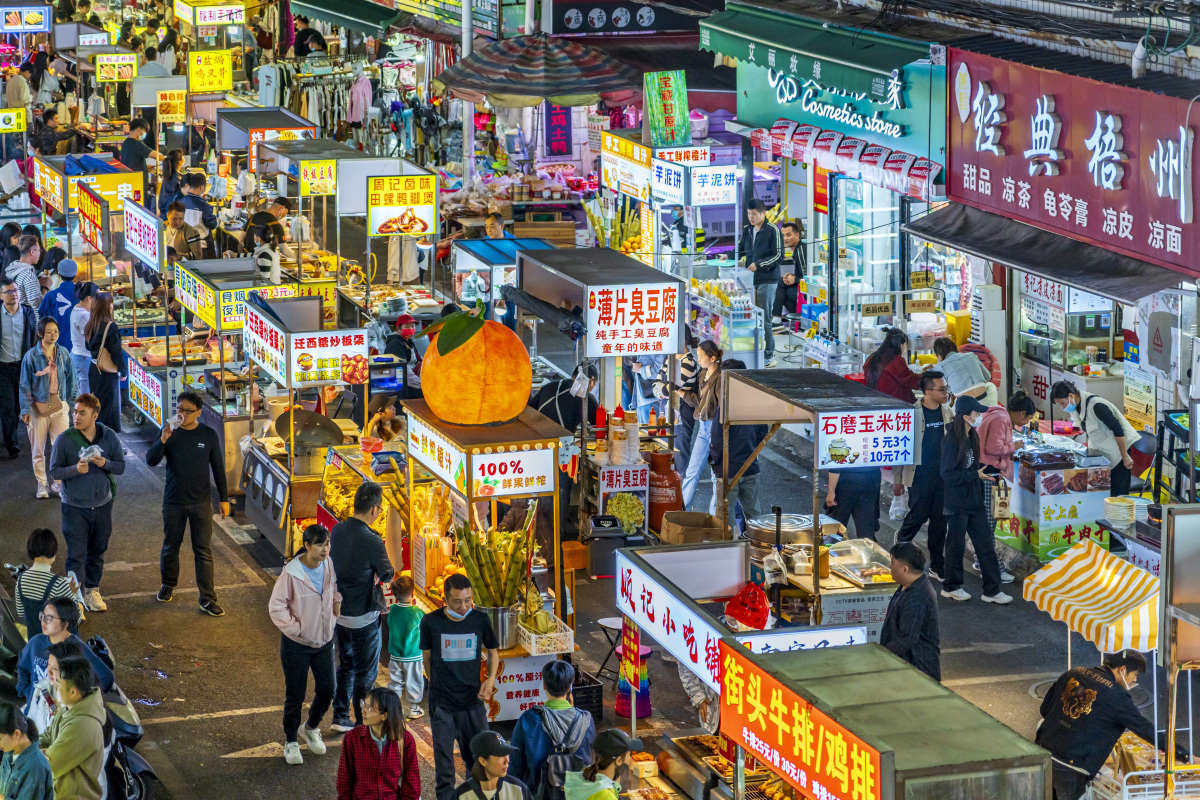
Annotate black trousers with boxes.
[944,510,1001,596]
[431,703,489,800]
[0,360,20,451]
[280,635,335,743]
[1050,762,1090,800]
[161,502,216,604]
[62,501,113,589]
[88,366,121,433]
[825,475,881,541]
[332,622,382,726]
[1110,461,1132,497]
[896,477,947,574]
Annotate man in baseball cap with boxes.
[38,257,79,335]
[455,732,529,800]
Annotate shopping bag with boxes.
[888,489,909,521]
[26,683,53,733]
[991,481,1013,519]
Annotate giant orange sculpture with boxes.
[420,311,533,426]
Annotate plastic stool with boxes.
[614,644,653,719]
[596,617,622,685]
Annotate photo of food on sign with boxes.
[367,176,436,236]
[290,332,368,385]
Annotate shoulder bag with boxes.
[95,322,119,374]
[32,347,63,416]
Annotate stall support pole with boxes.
[811,436,822,624]
[734,745,746,800]
[461,0,474,188]
[553,470,562,620]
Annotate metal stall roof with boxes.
[214,108,316,151]
[723,368,911,424]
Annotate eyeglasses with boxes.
[38,613,60,623]
[178,406,200,414]
[1,290,17,297]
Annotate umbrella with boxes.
[433,33,642,107]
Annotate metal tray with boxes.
[671,735,721,765]
[830,565,895,589]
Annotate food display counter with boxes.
[451,238,556,320]
[31,152,144,263]
[337,284,445,328]
[316,444,409,570]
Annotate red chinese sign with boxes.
[76,181,105,252]
[719,640,883,800]
[949,48,1200,276]
[620,618,640,684]
[585,283,680,358]
[544,103,572,158]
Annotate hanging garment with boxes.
[347,74,371,124]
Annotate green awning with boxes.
[699,2,931,101]
[292,0,402,35]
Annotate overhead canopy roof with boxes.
[292,0,401,35]
[903,203,1185,305]
[572,35,736,93]
[723,368,911,424]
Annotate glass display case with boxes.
[315,444,418,566]
[827,538,895,588]
[1017,278,1123,370]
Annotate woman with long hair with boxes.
[83,291,122,432]
[30,53,59,108]
[20,317,77,498]
[0,703,53,800]
[69,282,96,394]
[0,223,22,250]
[251,223,280,284]
[158,148,184,216]
[268,524,339,766]
[863,327,920,403]
[564,729,641,800]
[652,324,700,474]
[157,28,179,72]
[681,340,722,510]
[939,395,1011,605]
[1051,380,1139,498]
[336,686,419,800]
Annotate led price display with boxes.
[816,410,915,468]
[367,175,437,237]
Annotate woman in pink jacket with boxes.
[269,524,342,767]
[978,391,1038,548]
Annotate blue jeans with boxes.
[674,403,695,474]
[682,419,713,510]
[755,282,777,359]
[71,354,90,395]
[332,621,382,725]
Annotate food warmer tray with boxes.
[827,538,895,588]
[656,732,715,800]
[204,367,249,401]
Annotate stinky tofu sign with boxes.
[585,283,680,358]
[950,47,1200,276]
[719,640,885,800]
[816,409,914,468]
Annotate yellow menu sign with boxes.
[0,108,25,133]
[188,49,232,93]
[157,90,186,124]
[299,160,336,197]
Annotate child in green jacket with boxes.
[387,576,426,720]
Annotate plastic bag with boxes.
[763,548,788,586]
[889,489,909,521]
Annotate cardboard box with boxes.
[659,511,728,545]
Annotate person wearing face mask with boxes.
[384,314,424,399]
[421,574,500,800]
[0,702,54,800]
[563,729,642,800]
[1050,380,1139,497]
[939,395,1011,605]
[1038,649,1190,800]
[662,205,705,254]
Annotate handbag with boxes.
[32,351,63,415]
[991,479,1013,519]
[95,322,119,374]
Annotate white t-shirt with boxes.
[70,304,90,357]
[257,64,278,107]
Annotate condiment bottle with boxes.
[596,404,608,439]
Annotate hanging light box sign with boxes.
[366,175,437,237]
[156,90,186,124]
[299,160,336,197]
[96,53,137,83]
[188,50,233,93]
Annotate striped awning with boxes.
[1023,539,1159,653]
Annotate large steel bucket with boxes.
[477,605,520,650]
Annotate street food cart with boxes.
[451,238,556,321]
[31,153,144,265]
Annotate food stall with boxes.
[31,153,144,266]
[717,369,915,626]
[451,238,556,322]
[210,107,316,179]
[240,296,369,555]
[715,640,1051,800]
[514,247,687,533]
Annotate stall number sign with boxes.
[601,130,652,201]
[124,200,161,270]
[367,175,437,237]
[95,53,136,83]
[32,159,63,214]
[407,413,469,496]
[174,262,217,329]
[188,50,232,93]
[0,7,50,32]
[128,359,163,427]
[585,283,680,358]
[76,182,105,252]
[690,165,739,207]
[218,284,295,329]
[816,409,915,468]
[474,447,555,498]
[157,90,186,124]
[300,161,336,196]
[719,640,884,800]
[78,32,107,45]
[243,303,288,386]
[601,464,649,493]
[0,108,26,134]
[290,330,368,387]
[651,158,686,205]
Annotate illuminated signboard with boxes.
[243,302,288,385]
[247,126,315,172]
[815,409,916,468]
[0,108,26,134]
[0,6,50,33]
[406,413,468,495]
[585,282,681,358]
[366,175,437,237]
[600,130,651,201]
[157,89,186,124]
[95,53,137,83]
[217,284,295,330]
[76,182,106,252]
[175,0,245,25]
[174,261,217,329]
[128,359,163,428]
[123,200,162,270]
[299,160,336,196]
[78,31,107,46]
[187,49,232,93]
[289,329,369,386]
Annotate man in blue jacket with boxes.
[509,660,594,799]
[38,258,78,335]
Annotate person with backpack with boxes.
[509,661,595,800]
[13,529,77,639]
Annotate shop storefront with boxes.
[699,2,955,363]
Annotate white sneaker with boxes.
[407,707,425,720]
[283,741,303,765]
[300,724,326,755]
[982,591,1013,605]
[940,588,971,601]
[999,569,1015,584]
[764,357,778,368]
[84,588,107,612]
[928,570,941,581]
[35,484,48,499]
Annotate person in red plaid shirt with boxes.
[336,687,420,800]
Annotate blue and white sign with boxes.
[690,164,741,207]
[651,158,687,205]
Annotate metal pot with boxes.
[477,605,520,650]
[744,514,822,545]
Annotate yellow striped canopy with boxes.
[1023,539,1159,653]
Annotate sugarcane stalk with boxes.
[456,526,494,606]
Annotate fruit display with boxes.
[584,195,640,251]
[429,561,468,602]
[452,501,537,608]
[618,234,643,256]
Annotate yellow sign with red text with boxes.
[188,49,232,93]
[367,175,437,237]
[299,160,336,197]
[157,89,186,124]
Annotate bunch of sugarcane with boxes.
[584,195,641,250]
[452,500,538,608]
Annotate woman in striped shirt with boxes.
[14,529,77,638]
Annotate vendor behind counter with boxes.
[1050,381,1139,497]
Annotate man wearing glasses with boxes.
[896,371,952,578]
[0,277,36,458]
[145,390,230,617]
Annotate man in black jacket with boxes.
[709,360,766,532]
[1038,650,1189,800]
[880,543,940,681]
[329,482,395,732]
[737,199,783,366]
[774,221,805,323]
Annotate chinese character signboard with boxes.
[175,0,244,25]
[643,70,690,148]
[1000,461,1109,561]
[174,262,217,329]
[95,53,137,83]
[157,90,186,124]
[690,165,740,207]
[0,108,26,134]
[600,130,652,201]
[299,160,336,196]
[188,49,233,93]
[544,103,573,157]
[492,654,558,720]
[76,182,106,252]
[950,47,1200,275]
[124,200,162,270]
[620,619,640,684]
[651,158,686,205]
[719,640,885,800]
[599,464,649,535]
[1123,361,1156,433]
[816,409,915,468]
[218,284,295,330]
[367,175,437,237]
[78,31,107,45]
[587,113,610,151]
[585,283,681,358]
[407,413,469,495]
[128,359,163,428]
[0,7,50,33]
[473,448,555,498]
[653,145,710,165]
[69,171,143,213]
[32,159,63,213]
[289,330,368,387]
[243,302,288,386]
[247,127,316,172]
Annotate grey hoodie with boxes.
[5,261,41,320]
[48,422,126,508]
